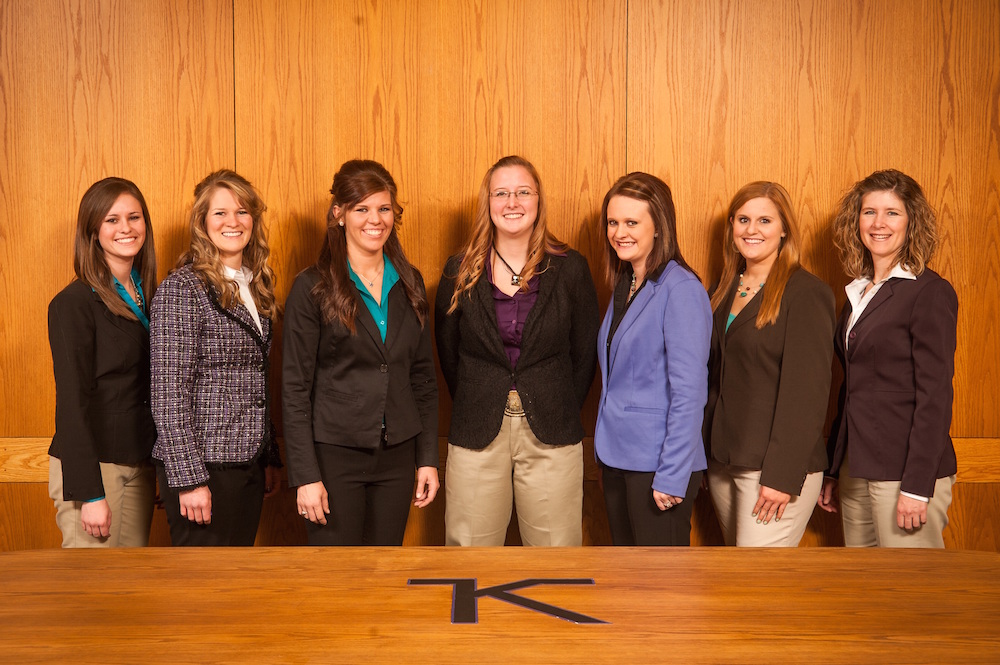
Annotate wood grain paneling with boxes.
[0,0,236,438]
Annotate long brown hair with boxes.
[313,159,427,332]
[709,181,801,329]
[73,177,158,320]
[176,170,276,317]
[833,169,938,279]
[599,172,698,288]
[446,155,567,314]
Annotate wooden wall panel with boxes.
[0,0,236,439]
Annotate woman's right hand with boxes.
[297,481,330,525]
[817,477,839,513]
[179,486,212,524]
[81,498,112,538]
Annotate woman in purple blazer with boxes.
[818,169,958,548]
[151,170,282,546]
[595,172,711,546]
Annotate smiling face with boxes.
[859,189,909,273]
[731,196,785,274]
[98,193,146,275]
[336,189,394,260]
[606,195,656,276]
[488,165,539,241]
[205,187,253,269]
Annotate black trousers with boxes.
[156,459,265,547]
[306,438,416,546]
[601,463,702,546]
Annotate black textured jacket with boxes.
[434,250,599,449]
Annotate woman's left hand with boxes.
[414,466,440,508]
[753,485,791,524]
[653,490,683,511]
[264,466,281,499]
[896,494,928,531]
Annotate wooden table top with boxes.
[2,547,998,664]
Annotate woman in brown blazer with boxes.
[818,170,958,548]
[704,182,835,547]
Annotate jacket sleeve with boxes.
[759,278,836,495]
[411,273,440,468]
[901,277,958,496]
[433,257,461,399]
[567,253,600,409]
[150,274,209,490]
[653,277,712,496]
[281,271,325,488]
[48,287,104,501]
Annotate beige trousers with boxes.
[708,458,823,547]
[839,454,954,548]
[445,391,583,546]
[49,456,155,548]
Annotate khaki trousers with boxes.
[839,453,954,548]
[708,458,823,547]
[445,390,583,546]
[49,456,155,548]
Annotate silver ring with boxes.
[300,510,308,517]
[665,502,673,509]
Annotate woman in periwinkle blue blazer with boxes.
[595,172,712,546]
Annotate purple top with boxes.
[486,256,540,370]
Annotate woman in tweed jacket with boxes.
[151,170,281,546]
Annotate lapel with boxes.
[353,289,388,360]
[725,284,762,339]
[472,269,509,366]
[847,279,896,358]
[607,265,662,376]
[519,256,555,366]
[94,290,146,348]
[208,287,271,351]
[384,284,408,353]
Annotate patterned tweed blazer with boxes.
[150,264,277,490]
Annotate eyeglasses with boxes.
[491,188,538,201]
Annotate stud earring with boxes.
[338,221,344,227]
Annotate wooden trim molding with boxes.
[3,436,998,484]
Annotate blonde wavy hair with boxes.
[176,169,276,317]
[833,169,938,279]
[709,181,801,329]
[446,155,567,314]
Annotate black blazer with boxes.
[827,269,958,497]
[434,250,599,449]
[48,280,156,501]
[282,266,439,488]
[704,268,835,495]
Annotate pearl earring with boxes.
[338,221,344,227]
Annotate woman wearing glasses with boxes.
[435,155,599,546]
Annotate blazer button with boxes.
[255,398,265,408]
[380,364,388,373]
[848,331,856,339]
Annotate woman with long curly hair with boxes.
[435,155,599,547]
[818,169,958,548]
[151,169,282,546]
[283,159,438,545]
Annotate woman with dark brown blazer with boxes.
[818,170,958,548]
[435,155,599,547]
[151,170,282,547]
[48,177,158,547]
[283,160,439,546]
[704,182,835,547]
